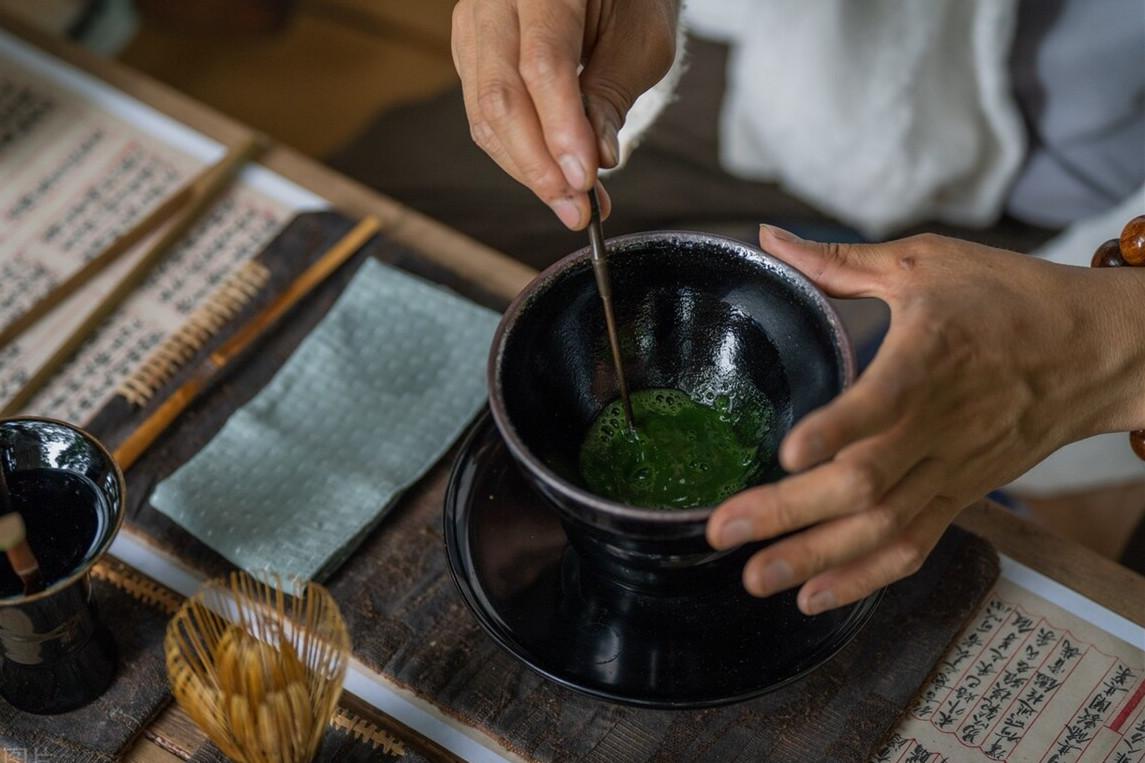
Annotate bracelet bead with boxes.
[1120,215,1145,266]
[1091,239,1126,268]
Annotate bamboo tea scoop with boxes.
[586,186,635,430]
[0,459,43,595]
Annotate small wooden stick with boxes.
[0,463,42,595]
[113,215,382,470]
[0,135,264,417]
[0,180,196,350]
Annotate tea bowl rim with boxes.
[487,229,856,526]
[0,416,126,605]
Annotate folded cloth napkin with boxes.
[151,258,500,581]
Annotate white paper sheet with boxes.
[0,26,328,424]
[876,559,1145,763]
[0,26,326,209]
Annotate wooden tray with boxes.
[107,211,1000,761]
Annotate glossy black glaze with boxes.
[0,418,124,714]
[444,415,881,708]
[488,231,854,584]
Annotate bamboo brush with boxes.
[0,459,43,595]
[165,572,350,763]
[113,215,380,471]
[0,136,263,417]
[116,257,272,407]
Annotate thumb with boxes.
[759,225,891,299]
[580,12,678,169]
[581,88,626,171]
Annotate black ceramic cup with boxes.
[488,231,854,591]
[0,418,124,714]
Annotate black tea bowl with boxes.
[489,231,854,592]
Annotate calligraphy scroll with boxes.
[879,577,1144,763]
[0,45,305,424]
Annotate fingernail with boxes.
[804,589,837,615]
[717,518,753,548]
[559,154,588,191]
[760,224,800,242]
[599,121,619,167]
[595,183,612,219]
[551,198,582,229]
[754,559,794,594]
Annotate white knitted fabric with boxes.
[622,0,1027,239]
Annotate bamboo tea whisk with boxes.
[165,572,350,763]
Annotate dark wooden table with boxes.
[0,13,1141,763]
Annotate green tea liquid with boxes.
[579,388,774,509]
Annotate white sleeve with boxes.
[1030,184,1145,266]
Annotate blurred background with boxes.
[3,0,1079,266]
[0,0,456,156]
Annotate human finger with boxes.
[517,0,597,192]
[779,321,929,471]
[580,2,678,168]
[473,0,587,228]
[708,432,924,550]
[760,225,895,299]
[738,458,944,598]
[795,495,958,614]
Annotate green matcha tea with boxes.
[579,388,775,509]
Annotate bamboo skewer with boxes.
[586,186,634,430]
[0,180,196,350]
[0,136,264,418]
[113,215,381,470]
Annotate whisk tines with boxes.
[165,571,350,763]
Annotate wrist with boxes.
[1070,267,1145,438]
[1120,271,1145,431]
